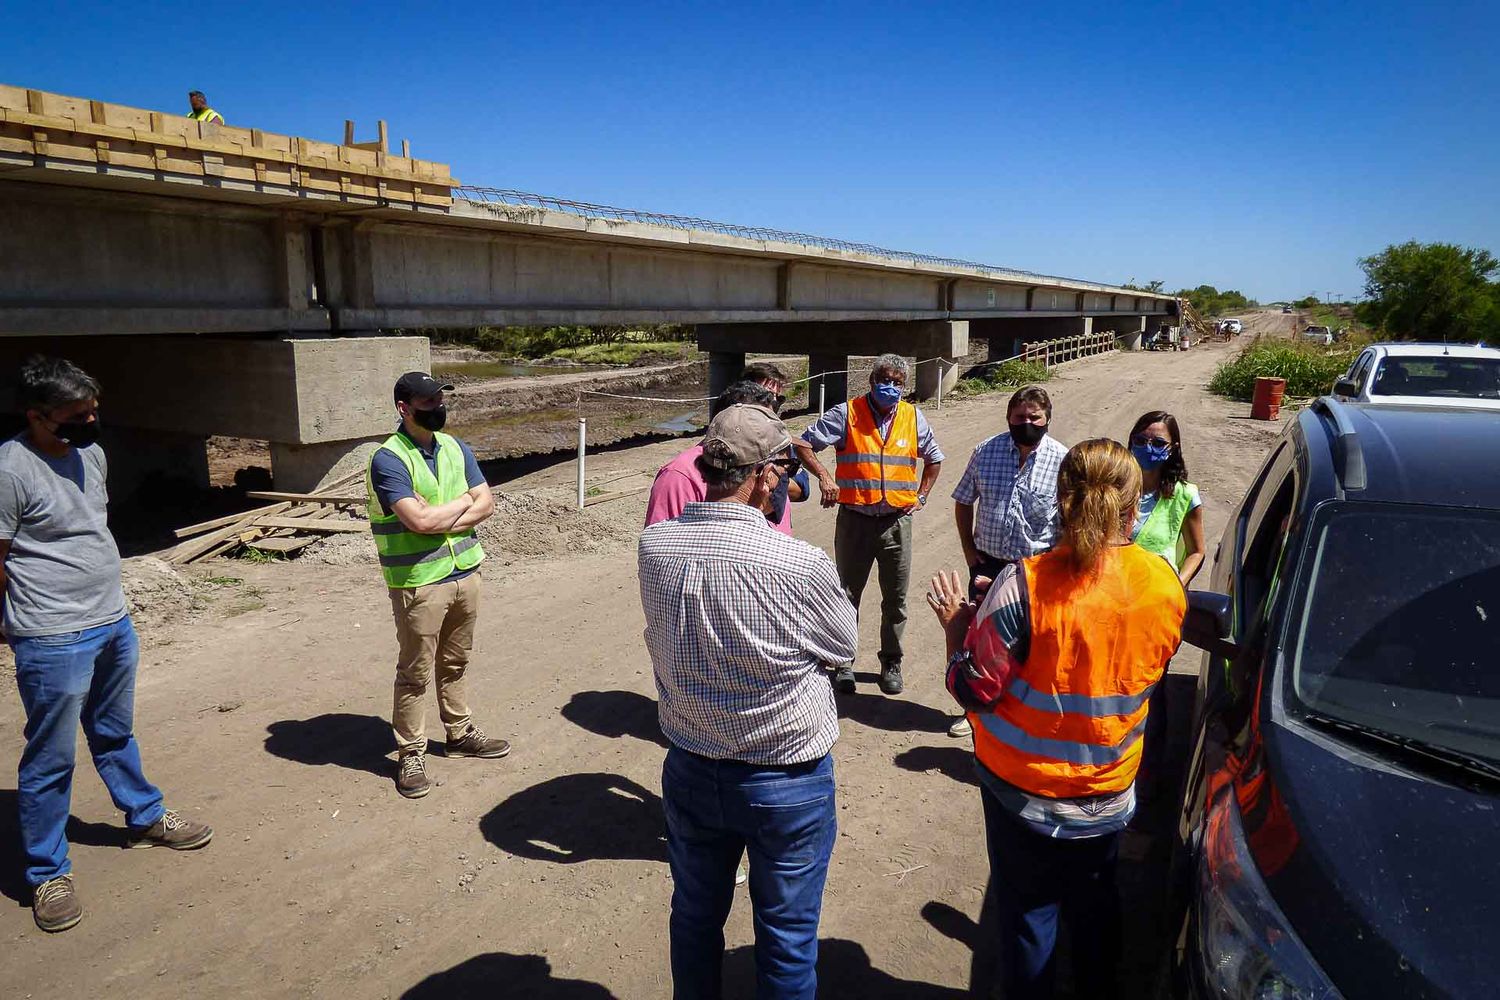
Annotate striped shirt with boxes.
[638,501,859,765]
[951,432,1068,561]
[949,563,1136,838]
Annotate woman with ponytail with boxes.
[1127,410,1205,586]
[925,439,1186,999]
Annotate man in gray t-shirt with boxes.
[1,356,213,934]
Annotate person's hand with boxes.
[926,570,976,641]
[818,474,839,508]
[972,575,993,595]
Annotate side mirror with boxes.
[1182,591,1239,660]
[1333,378,1358,397]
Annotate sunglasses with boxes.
[1131,434,1172,448]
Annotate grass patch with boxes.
[1208,337,1359,401]
[953,360,1052,397]
[204,575,244,587]
[236,546,285,564]
[547,342,695,366]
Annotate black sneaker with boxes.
[879,662,904,695]
[833,665,857,694]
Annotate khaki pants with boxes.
[389,572,481,754]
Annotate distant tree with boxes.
[1175,284,1253,317]
[1357,241,1500,343]
[1294,295,1320,309]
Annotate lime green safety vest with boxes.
[188,107,223,124]
[366,431,484,589]
[1133,481,1199,571]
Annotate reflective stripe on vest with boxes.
[365,431,485,589]
[835,396,919,507]
[971,544,1185,797]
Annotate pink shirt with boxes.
[644,444,793,535]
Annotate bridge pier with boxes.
[707,351,747,417]
[0,334,426,498]
[697,321,968,406]
[1091,314,1147,350]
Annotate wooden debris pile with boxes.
[166,470,369,565]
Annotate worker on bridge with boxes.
[794,353,944,698]
[186,90,223,125]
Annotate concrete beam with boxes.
[698,320,968,360]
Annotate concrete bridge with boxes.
[0,85,1174,491]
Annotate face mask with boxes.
[1132,442,1172,470]
[1009,421,1046,447]
[412,405,447,432]
[871,382,903,410]
[51,416,101,447]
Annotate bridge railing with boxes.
[1020,331,1120,367]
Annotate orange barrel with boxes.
[1251,376,1287,420]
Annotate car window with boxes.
[1372,357,1500,399]
[1349,352,1374,388]
[1236,446,1296,630]
[1288,504,1500,765]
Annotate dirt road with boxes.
[0,316,1288,998]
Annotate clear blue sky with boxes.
[5,1,1496,302]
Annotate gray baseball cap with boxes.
[700,404,792,470]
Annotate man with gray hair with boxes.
[1,356,213,934]
[794,353,944,696]
[639,403,857,996]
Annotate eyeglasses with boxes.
[1131,434,1172,448]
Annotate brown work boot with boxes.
[33,875,82,932]
[128,808,214,850]
[397,751,431,798]
[446,725,511,759]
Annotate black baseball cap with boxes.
[393,371,454,403]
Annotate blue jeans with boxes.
[661,746,836,1000]
[12,615,164,886]
[974,788,1122,999]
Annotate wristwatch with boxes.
[917,492,928,507]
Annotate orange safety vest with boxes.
[835,396,920,507]
[972,544,1185,798]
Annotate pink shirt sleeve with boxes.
[644,468,702,527]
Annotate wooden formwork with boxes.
[0,85,454,208]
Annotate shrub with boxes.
[1208,338,1358,401]
[952,360,1051,397]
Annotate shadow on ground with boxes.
[560,690,668,748]
[479,772,667,864]
[722,937,965,999]
[893,744,978,785]
[836,686,954,735]
[0,788,129,906]
[402,952,618,998]
[263,713,401,778]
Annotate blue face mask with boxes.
[871,382,904,410]
[1132,442,1173,470]
[766,468,790,524]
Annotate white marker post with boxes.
[817,376,826,416]
[576,416,587,510]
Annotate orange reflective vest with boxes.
[972,544,1185,798]
[835,396,919,507]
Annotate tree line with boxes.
[1355,242,1498,344]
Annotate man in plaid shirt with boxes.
[948,385,1067,738]
[639,403,857,999]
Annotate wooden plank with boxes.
[247,491,365,504]
[168,519,263,564]
[583,484,652,508]
[249,516,366,533]
[248,536,318,554]
[174,502,291,539]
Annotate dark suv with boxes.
[1171,398,1500,998]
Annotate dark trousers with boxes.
[971,789,1122,1000]
[662,746,837,1000]
[833,508,912,666]
[968,551,1012,601]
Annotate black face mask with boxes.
[412,405,447,432]
[51,416,101,447]
[1009,421,1047,447]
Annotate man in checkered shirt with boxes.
[639,402,857,999]
[948,385,1067,738]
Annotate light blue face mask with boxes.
[871,382,904,409]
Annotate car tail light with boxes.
[1193,785,1342,998]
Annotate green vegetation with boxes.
[954,359,1051,396]
[1176,284,1258,317]
[421,323,694,360]
[1294,295,1321,309]
[235,546,285,564]
[547,341,695,365]
[1208,337,1358,401]
[1356,241,1499,344]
